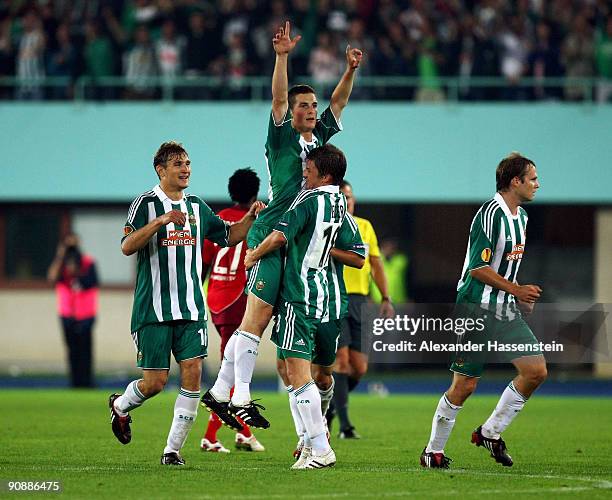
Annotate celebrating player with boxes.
[420,153,545,469]
[279,208,366,462]
[201,21,363,428]
[108,141,264,466]
[328,180,395,439]
[200,168,265,453]
[244,144,351,469]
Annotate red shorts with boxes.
[211,293,247,360]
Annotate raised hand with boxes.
[345,45,363,69]
[272,20,302,55]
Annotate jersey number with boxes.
[213,242,243,276]
[319,226,339,267]
[198,328,207,347]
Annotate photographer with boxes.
[47,234,99,388]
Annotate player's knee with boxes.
[141,377,166,396]
[526,364,547,386]
[313,370,332,390]
[449,376,478,403]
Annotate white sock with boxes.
[231,331,260,406]
[318,378,335,417]
[114,379,147,416]
[210,332,238,401]
[287,386,306,438]
[295,381,329,455]
[163,388,200,454]
[481,381,527,440]
[426,394,462,453]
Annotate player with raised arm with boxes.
[199,168,265,453]
[201,21,363,429]
[328,180,395,439]
[279,210,366,462]
[420,153,545,469]
[108,142,264,465]
[244,144,350,469]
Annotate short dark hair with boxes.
[288,84,316,110]
[153,141,188,178]
[496,152,536,192]
[306,144,347,185]
[228,168,260,204]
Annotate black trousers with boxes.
[61,317,95,388]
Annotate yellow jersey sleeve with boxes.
[343,216,379,296]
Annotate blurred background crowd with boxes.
[1,0,612,101]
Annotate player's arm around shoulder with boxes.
[332,213,366,268]
[331,248,365,269]
[121,209,185,256]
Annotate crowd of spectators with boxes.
[1,0,611,102]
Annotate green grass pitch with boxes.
[2,389,611,499]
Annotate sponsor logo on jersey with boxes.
[161,230,196,247]
[137,351,143,362]
[481,248,492,262]
[188,213,197,225]
[255,279,265,291]
[124,226,134,236]
[295,339,306,346]
[506,244,525,261]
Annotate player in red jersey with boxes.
[199,168,265,453]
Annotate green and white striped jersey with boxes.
[324,213,366,322]
[123,185,230,332]
[252,107,342,240]
[274,185,347,319]
[457,192,528,321]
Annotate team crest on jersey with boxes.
[124,226,134,236]
[454,358,464,367]
[481,248,492,262]
[188,213,196,225]
[137,351,143,362]
[255,279,265,291]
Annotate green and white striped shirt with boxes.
[457,192,528,321]
[324,213,366,322]
[123,185,229,332]
[274,185,347,319]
